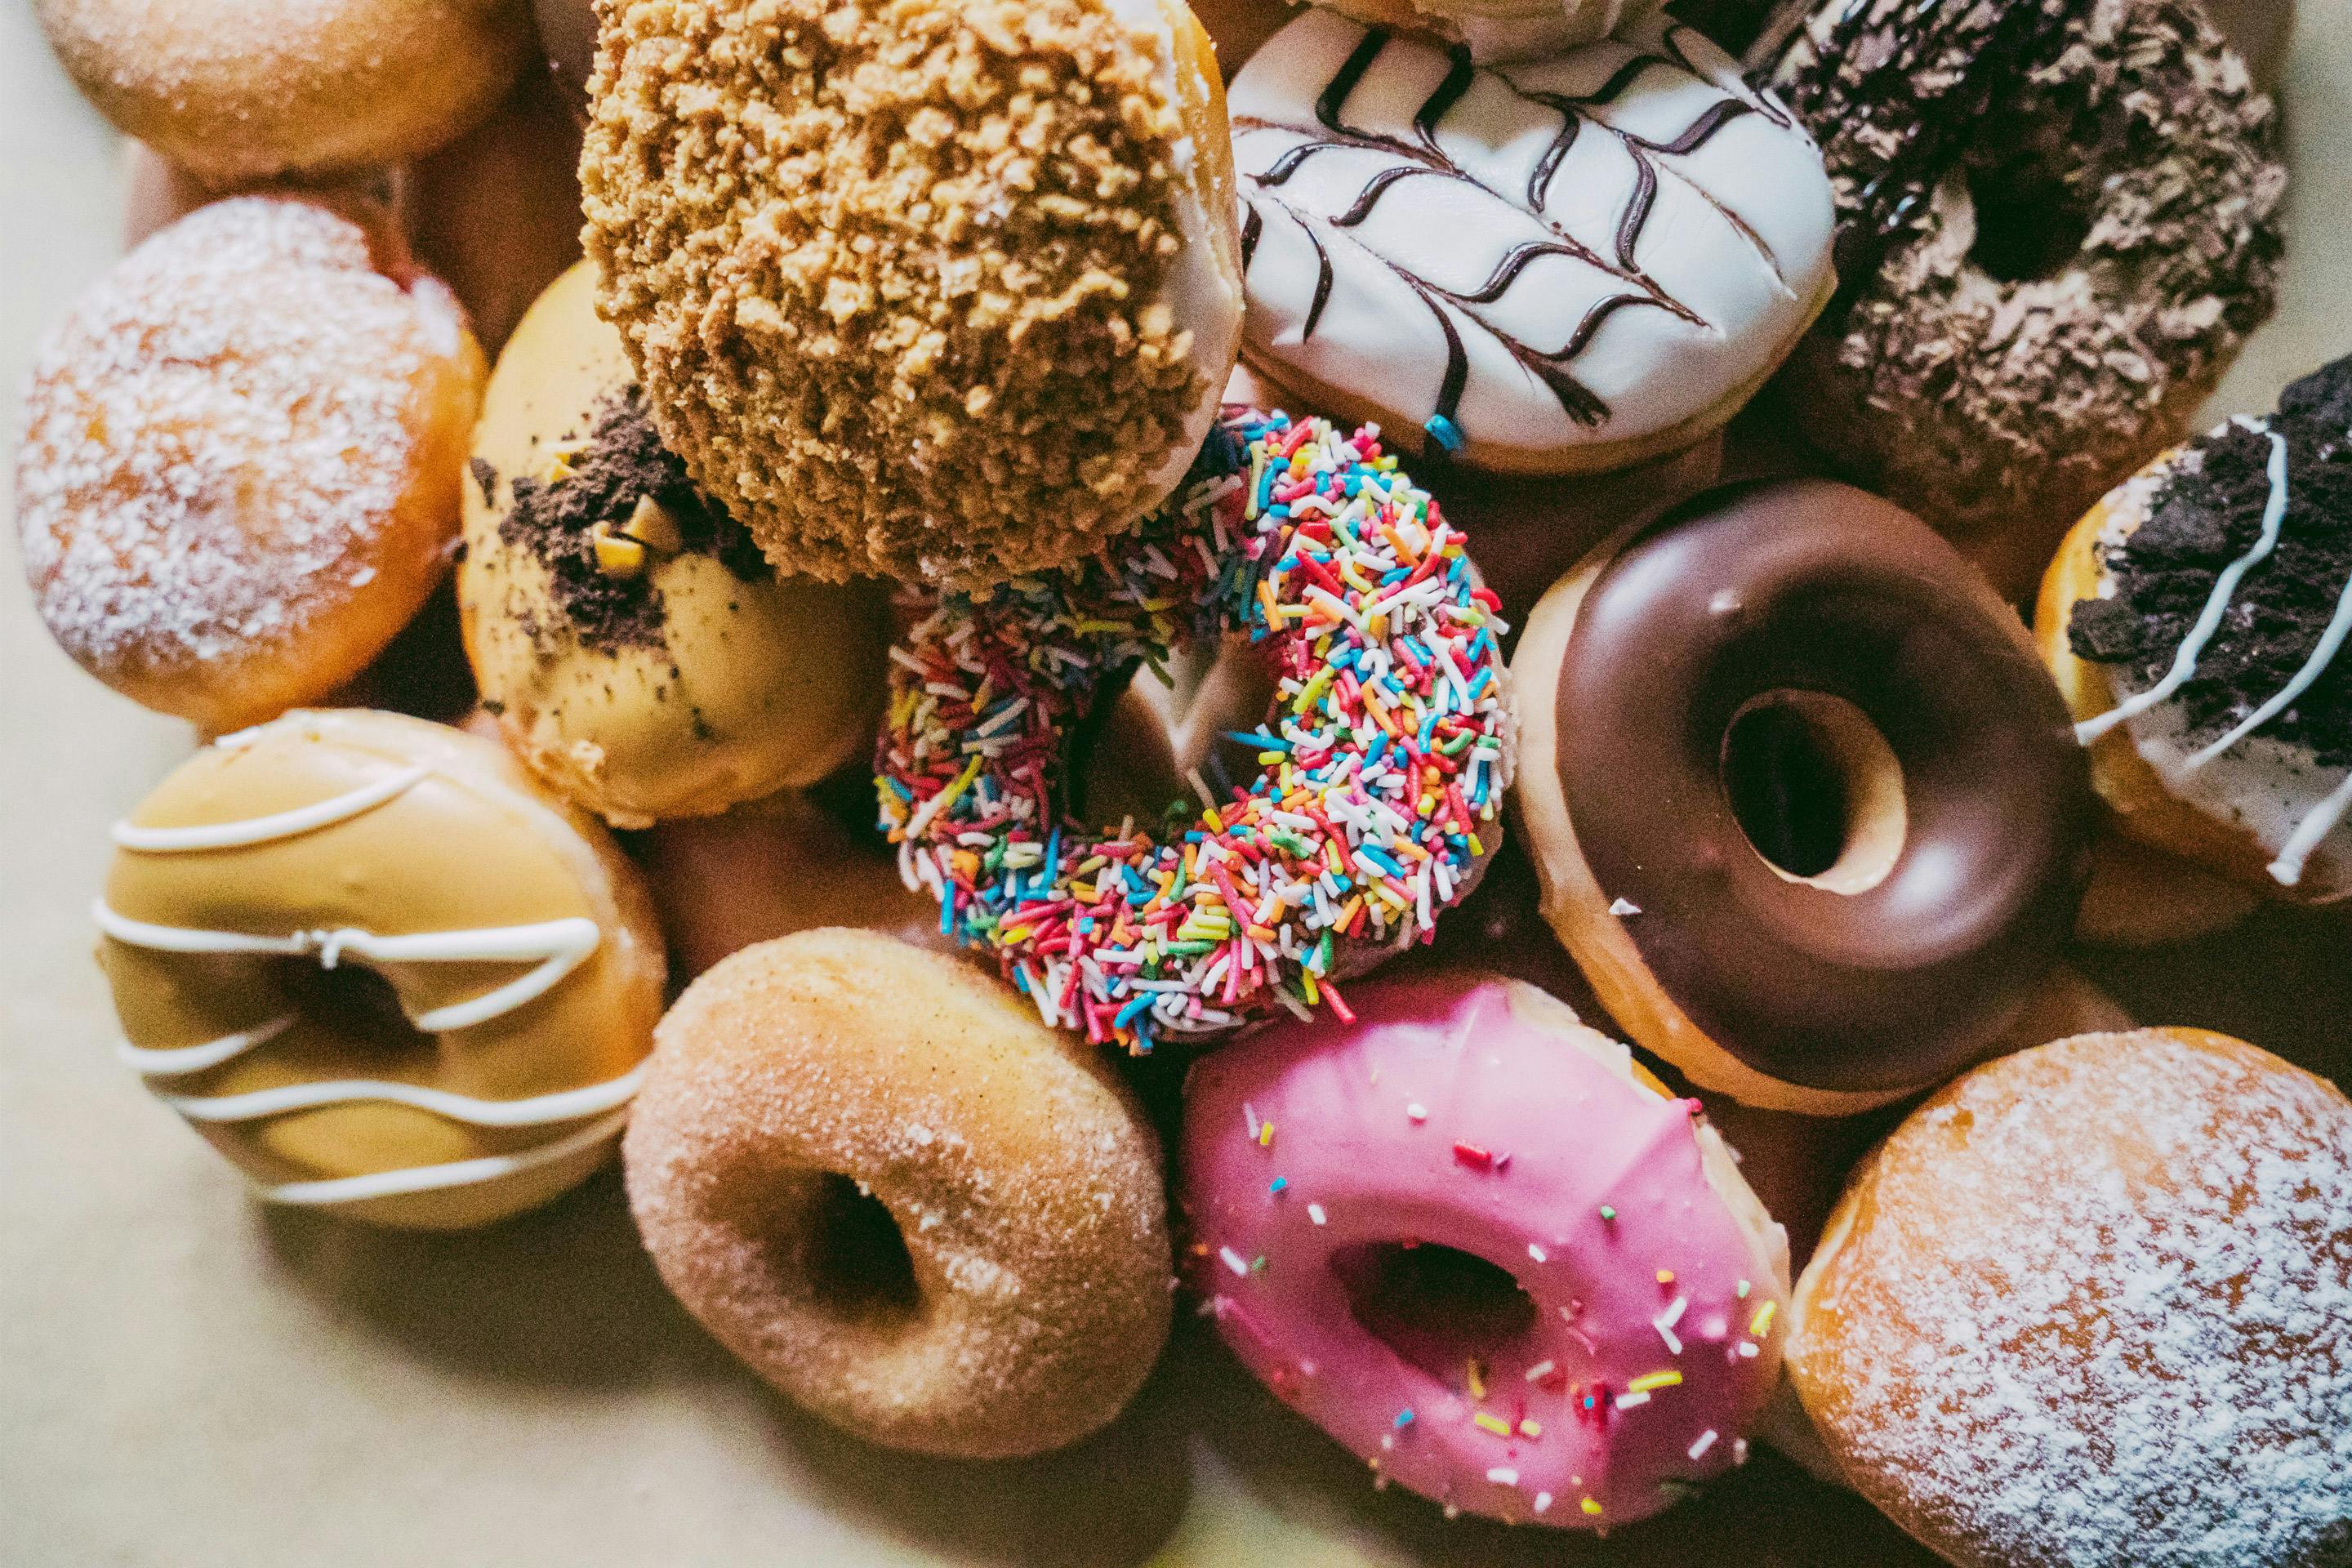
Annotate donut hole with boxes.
[279,961,429,1053]
[1331,1241,1536,1381]
[1962,160,2094,284]
[1721,692,1906,896]
[807,1173,920,1321]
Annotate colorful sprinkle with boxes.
[1395,1408,1416,1428]
[1473,1412,1512,1437]
[1628,1370,1684,1394]
[1453,1141,1493,1169]
[877,411,1511,1054]
[1527,1243,1548,1263]
[1599,1205,1617,1222]
[1486,1466,1519,1486]
[1749,1300,1778,1338]
[1307,1203,1328,1226]
[1688,1429,1720,1462]
[1219,1246,1250,1277]
[1581,1497,1604,1517]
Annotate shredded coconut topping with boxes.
[12,197,457,682]
[1798,1030,2352,1567]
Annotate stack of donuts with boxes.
[13,0,2348,1560]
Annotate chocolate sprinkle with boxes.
[498,390,768,654]
[2070,356,2352,767]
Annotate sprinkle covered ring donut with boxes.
[878,410,1514,1053]
[1511,480,2093,1114]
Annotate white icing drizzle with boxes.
[253,1109,630,1209]
[2270,768,2352,888]
[2185,565,2352,768]
[115,1016,294,1076]
[2078,429,2292,744]
[91,902,603,1033]
[110,764,430,853]
[1227,10,1833,458]
[156,1063,645,1128]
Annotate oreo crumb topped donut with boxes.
[581,0,1245,587]
[2038,354,2352,903]
[1748,0,2286,595]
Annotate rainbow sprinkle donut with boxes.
[877,409,1515,1053]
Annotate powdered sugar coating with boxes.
[14,197,464,688]
[1792,1030,2352,1568]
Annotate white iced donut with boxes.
[1228,9,1834,474]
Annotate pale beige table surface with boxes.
[3,9,2347,1567]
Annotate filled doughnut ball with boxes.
[96,710,666,1230]
[461,262,889,828]
[625,929,1173,1459]
[1510,479,2093,1114]
[1787,1028,2352,1568]
[580,0,1245,586]
[15,196,484,734]
[1227,10,1833,474]
[2038,354,2352,906]
[1182,971,1789,1528]
[34,0,536,184]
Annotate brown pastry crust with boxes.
[35,0,534,183]
[1750,0,2286,592]
[624,929,1173,1458]
[581,0,1242,586]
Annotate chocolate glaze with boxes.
[1552,479,2091,1093]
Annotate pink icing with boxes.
[1179,974,1786,1527]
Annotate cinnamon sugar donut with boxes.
[1747,0,2286,597]
[14,196,484,734]
[1788,1029,2352,1567]
[581,0,1245,585]
[34,0,534,184]
[625,929,1172,1458]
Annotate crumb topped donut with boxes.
[581,0,1245,586]
[2038,355,2352,904]
[15,196,484,734]
[1748,0,2286,593]
[34,0,535,183]
[625,929,1172,1458]
[1788,1029,2352,1568]
[461,263,888,827]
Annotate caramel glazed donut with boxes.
[1511,479,2093,1116]
[96,710,666,1229]
[626,929,1173,1459]
[1745,0,2286,571]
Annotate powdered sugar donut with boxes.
[878,410,1514,1054]
[1788,1028,2352,1568]
[1181,972,1789,1527]
[1228,10,1834,473]
[14,196,483,733]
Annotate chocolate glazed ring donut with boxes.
[1510,479,2093,1114]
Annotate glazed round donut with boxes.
[2037,355,2352,906]
[624,929,1172,1459]
[1787,1028,2352,1568]
[581,0,1245,586]
[1509,479,2092,1115]
[96,710,666,1230]
[460,262,889,827]
[878,410,1514,1054]
[14,196,485,735]
[1181,971,1789,1528]
[1228,10,1834,474]
[34,0,534,184]
[1747,0,2285,595]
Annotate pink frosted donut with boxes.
[1180,971,1789,1528]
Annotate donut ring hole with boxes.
[800,1173,922,1324]
[1959,156,2095,286]
[1721,691,1907,895]
[1332,1241,1538,1383]
[278,960,430,1055]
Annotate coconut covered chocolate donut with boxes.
[1511,479,2092,1114]
[461,263,888,827]
[1182,972,1789,1528]
[14,196,484,735]
[581,0,1245,586]
[878,410,1513,1054]
[2038,355,2352,906]
[1788,1029,2352,1568]
[1747,0,2286,593]
[1229,10,1833,474]
[96,710,666,1229]
[625,929,1172,1459]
